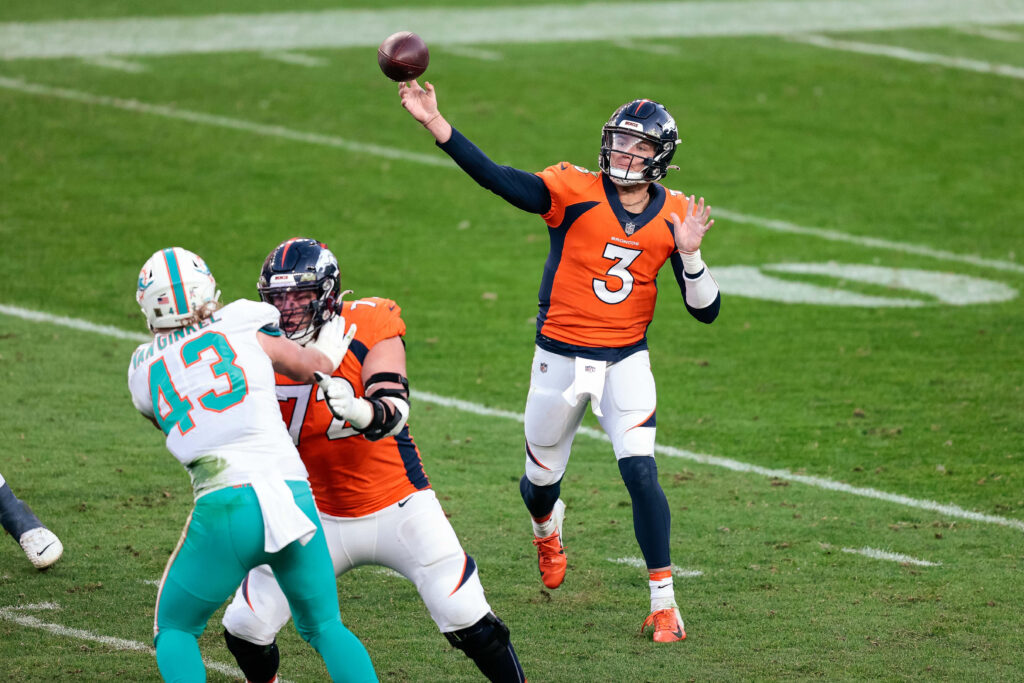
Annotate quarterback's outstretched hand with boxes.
[308,316,357,370]
[399,79,452,143]
[314,372,374,429]
[671,195,715,254]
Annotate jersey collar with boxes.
[601,174,666,237]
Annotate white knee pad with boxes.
[222,565,291,646]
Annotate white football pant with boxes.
[524,346,657,486]
[222,489,491,643]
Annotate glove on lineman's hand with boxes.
[313,371,374,429]
[308,316,357,370]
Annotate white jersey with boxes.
[127,299,308,498]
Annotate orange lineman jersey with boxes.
[275,297,429,518]
[535,163,692,349]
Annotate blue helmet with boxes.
[598,99,680,185]
[257,238,341,344]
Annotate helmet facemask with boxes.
[257,238,342,346]
[598,99,680,186]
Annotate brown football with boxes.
[377,31,429,82]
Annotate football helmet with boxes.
[136,247,220,332]
[257,238,341,345]
[598,99,680,186]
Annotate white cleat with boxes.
[20,527,63,570]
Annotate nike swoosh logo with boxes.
[560,163,568,170]
[397,496,413,508]
[656,583,671,589]
[672,628,684,639]
[388,305,396,311]
[37,542,56,556]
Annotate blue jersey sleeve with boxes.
[437,128,552,214]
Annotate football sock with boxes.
[649,570,676,612]
[618,457,671,568]
[531,509,557,538]
[519,474,561,524]
[0,482,45,540]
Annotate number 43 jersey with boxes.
[535,163,694,349]
[275,297,430,518]
[127,299,307,495]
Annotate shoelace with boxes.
[532,532,564,567]
[641,609,679,634]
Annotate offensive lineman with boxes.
[127,247,376,682]
[221,238,525,683]
[399,83,720,642]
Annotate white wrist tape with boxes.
[679,249,703,274]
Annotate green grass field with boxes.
[2,1,1023,680]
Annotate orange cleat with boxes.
[531,499,566,589]
[641,607,687,643]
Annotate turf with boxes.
[1,2,1022,681]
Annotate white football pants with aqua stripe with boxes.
[154,480,377,682]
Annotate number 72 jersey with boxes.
[126,299,307,494]
[534,162,694,349]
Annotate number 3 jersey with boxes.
[276,297,430,518]
[535,163,693,349]
[126,299,308,497]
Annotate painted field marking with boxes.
[0,77,453,169]
[261,51,329,68]
[712,263,1018,307]
[953,25,1024,42]
[608,557,704,577]
[437,45,504,61]
[611,41,681,56]
[0,602,260,680]
[80,56,148,73]
[715,209,1024,275]
[786,33,1024,79]
[4,302,1022,534]
[1,79,1020,278]
[3,0,1024,60]
[4,301,1020,533]
[839,546,942,566]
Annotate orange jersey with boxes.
[275,297,429,517]
[535,163,691,348]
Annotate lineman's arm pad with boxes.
[357,372,410,441]
[683,267,721,324]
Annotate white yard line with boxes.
[840,546,941,566]
[2,306,1022,534]
[0,76,1019,277]
[261,51,329,68]
[611,40,681,56]
[0,76,453,169]
[3,0,1024,60]
[608,557,704,577]
[80,56,148,73]
[952,25,1024,42]
[437,45,504,62]
[715,209,1024,275]
[786,33,1024,79]
[0,602,258,680]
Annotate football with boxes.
[377,31,429,82]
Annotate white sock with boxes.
[532,513,557,538]
[649,572,676,612]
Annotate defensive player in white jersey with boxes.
[0,471,63,570]
[222,238,525,683]
[126,247,377,682]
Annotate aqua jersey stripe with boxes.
[162,248,189,315]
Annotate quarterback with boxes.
[400,82,720,642]
[221,238,525,683]
[127,247,376,682]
